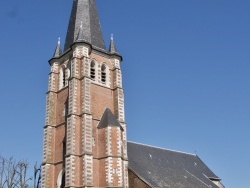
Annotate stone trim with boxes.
[123,161,129,188]
[44,122,65,129]
[93,156,128,160]
[73,46,89,59]
[105,157,113,186]
[41,164,50,188]
[47,85,68,95]
[82,114,93,153]
[83,155,93,186]
[48,72,56,92]
[42,126,52,162]
[65,155,76,186]
[106,127,112,156]
[45,92,56,126]
[112,59,121,70]
[114,69,122,89]
[117,158,123,187]
[81,57,90,78]
[71,58,80,79]
[49,62,59,92]
[68,78,79,115]
[114,89,125,122]
[82,78,91,114]
[42,160,63,165]
[116,127,122,157]
[66,115,76,154]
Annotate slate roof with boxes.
[97,108,123,130]
[53,38,62,58]
[109,34,118,54]
[76,23,85,42]
[127,141,221,188]
[64,0,106,51]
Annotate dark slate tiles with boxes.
[109,34,118,54]
[53,38,62,58]
[127,141,220,188]
[64,0,106,51]
[97,108,123,129]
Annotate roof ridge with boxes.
[127,141,196,156]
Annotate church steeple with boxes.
[64,0,106,51]
[43,1,128,187]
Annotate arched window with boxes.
[59,65,70,89]
[64,68,70,86]
[101,64,106,83]
[59,68,65,89]
[59,67,70,89]
[57,169,65,188]
[90,61,96,80]
[63,69,66,86]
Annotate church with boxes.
[41,0,225,187]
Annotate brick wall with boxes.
[128,170,151,188]
[42,43,128,188]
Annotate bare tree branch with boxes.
[17,161,31,188]
[0,156,34,188]
[0,156,5,188]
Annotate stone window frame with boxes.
[59,64,70,90]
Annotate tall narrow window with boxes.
[64,68,70,87]
[101,64,106,83]
[90,61,95,80]
[63,69,66,86]
[57,169,65,188]
[59,66,70,89]
[59,68,65,89]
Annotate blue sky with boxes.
[0,0,249,187]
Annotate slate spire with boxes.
[109,34,118,54]
[76,22,85,42]
[97,108,123,130]
[53,37,62,58]
[64,0,106,51]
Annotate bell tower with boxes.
[41,0,128,187]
